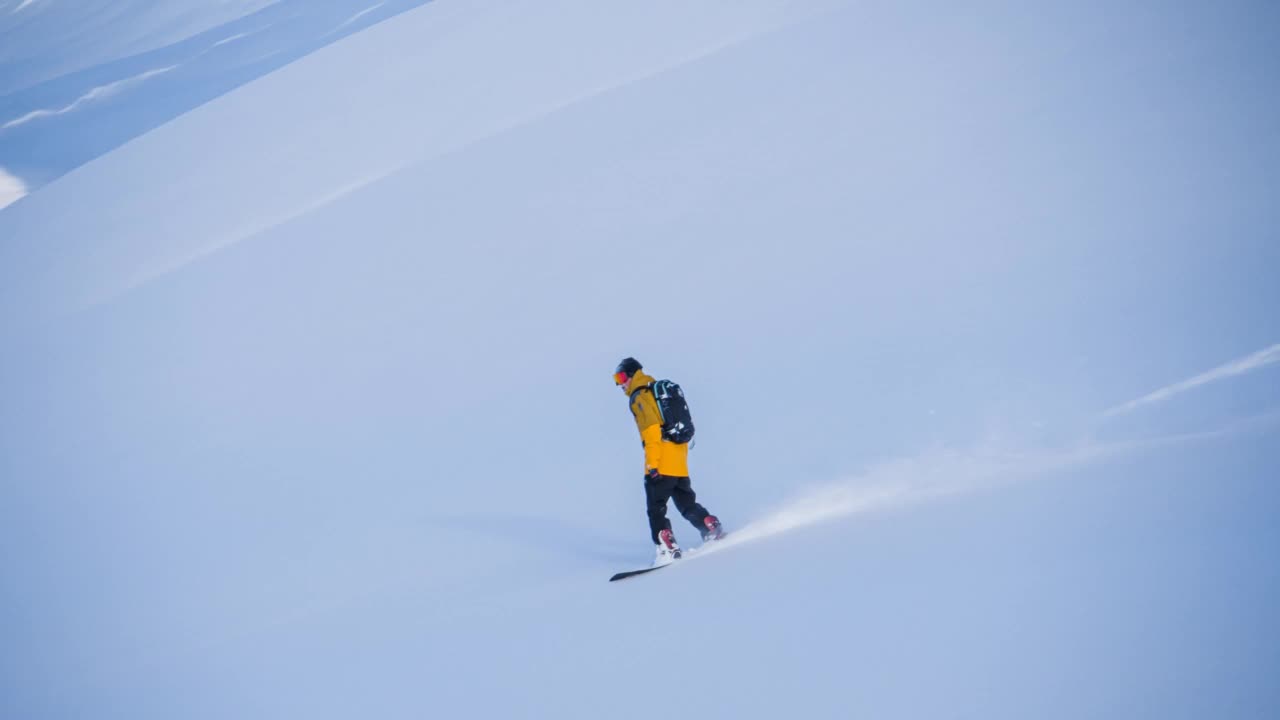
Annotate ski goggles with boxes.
[613,371,630,386]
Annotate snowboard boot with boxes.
[701,515,724,542]
[654,528,682,565]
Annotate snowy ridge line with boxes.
[3,13,281,133]
[2,66,177,130]
[1103,342,1280,417]
[211,26,273,48]
[700,413,1280,557]
[322,2,387,38]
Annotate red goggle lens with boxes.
[614,371,629,385]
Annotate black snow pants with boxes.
[644,474,711,544]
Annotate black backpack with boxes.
[633,379,695,445]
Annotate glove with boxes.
[645,468,660,481]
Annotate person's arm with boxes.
[641,423,663,477]
[631,390,664,477]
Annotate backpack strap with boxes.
[629,382,662,423]
[628,382,654,404]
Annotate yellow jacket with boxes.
[627,370,690,477]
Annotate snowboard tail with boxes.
[609,564,670,582]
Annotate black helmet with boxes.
[614,357,642,383]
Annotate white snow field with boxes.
[2,1,1279,718]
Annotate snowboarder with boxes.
[613,357,723,566]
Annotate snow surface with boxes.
[2,1,1279,718]
[0,0,276,94]
[0,163,24,208]
[0,0,433,192]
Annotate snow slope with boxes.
[2,1,1278,718]
[0,1,433,193]
[0,0,276,94]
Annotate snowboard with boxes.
[609,564,670,582]
[608,533,728,582]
